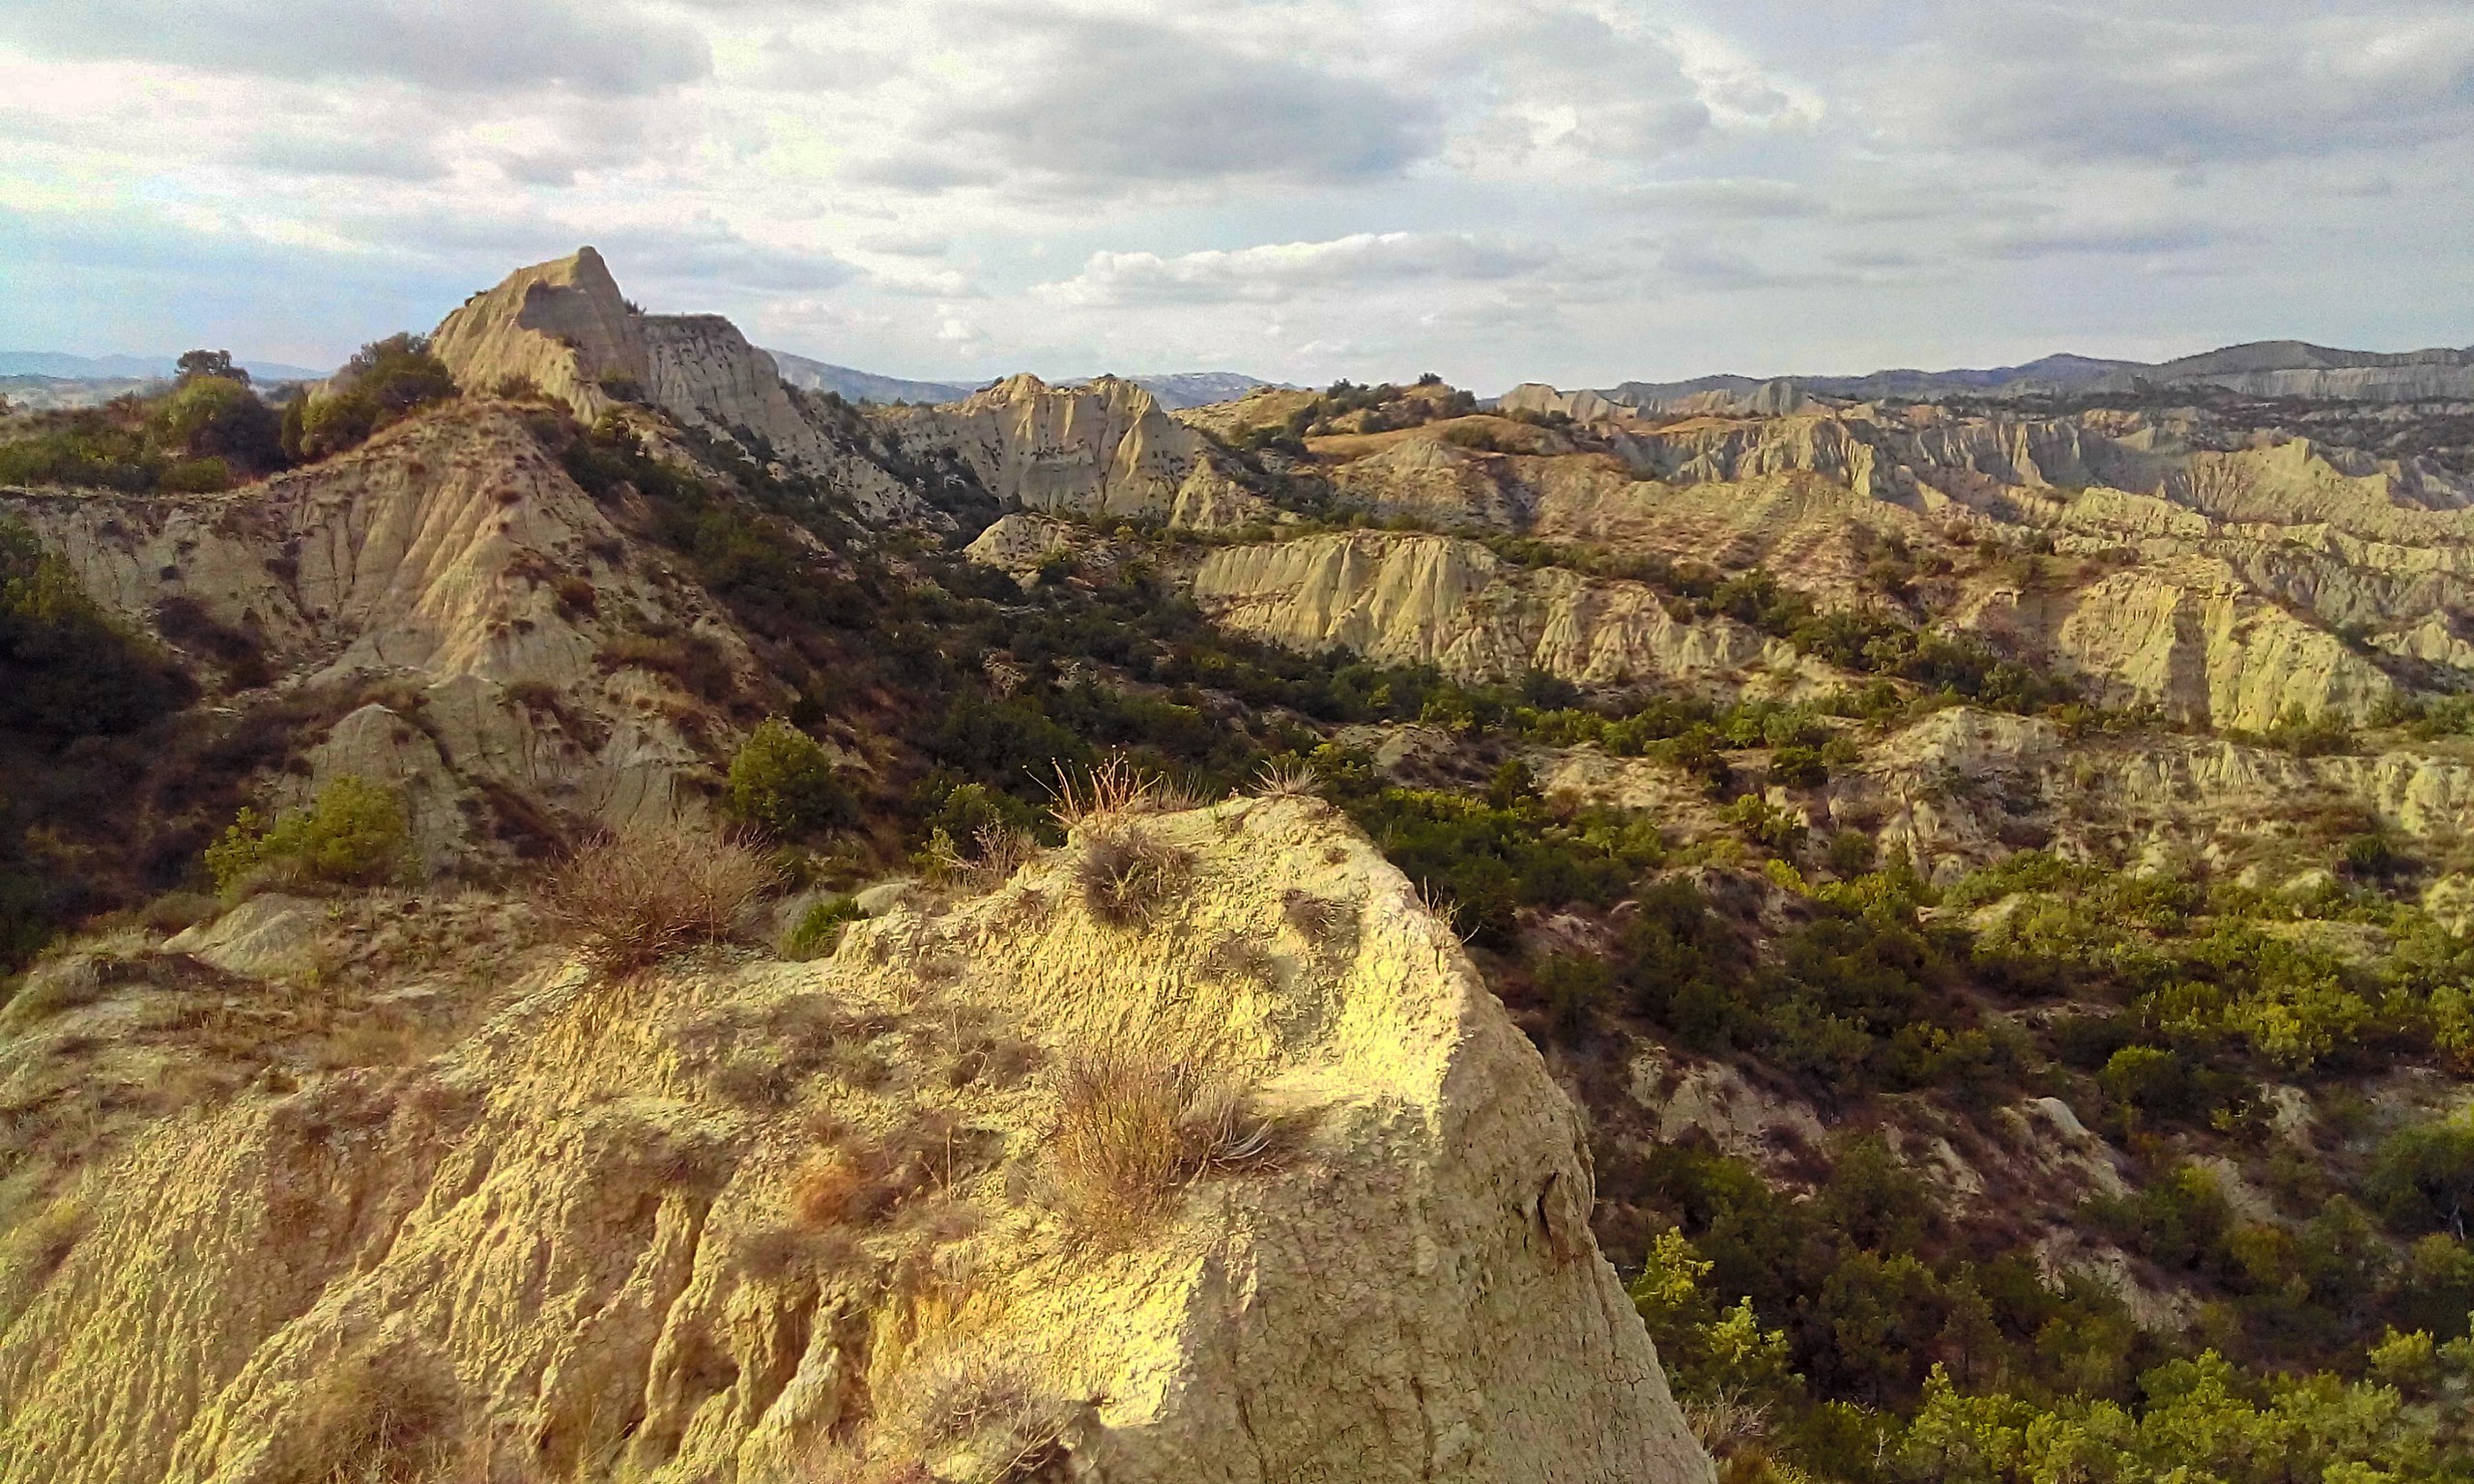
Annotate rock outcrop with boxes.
[1,401,755,838]
[1194,531,1784,686]
[1234,394,2474,725]
[884,375,1270,528]
[0,798,1711,1484]
[428,248,933,526]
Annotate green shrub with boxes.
[291,333,457,459]
[1535,952,1614,1041]
[2366,1112,2474,1238]
[0,519,193,740]
[151,372,284,474]
[726,718,857,839]
[783,896,866,960]
[1767,745,1829,789]
[204,775,410,897]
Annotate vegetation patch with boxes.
[204,774,411,899]
[1073,823,1191,928]
[536,822,777,971]
[1049,1040,1271,1241]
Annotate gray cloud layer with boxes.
[2,0,2467,386]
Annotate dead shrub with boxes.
[1046,755,1209,830]
[972,824,1040,885]
[597,629,734,703]
[906,1352,1074,1478]
[1281,890,1358,954]
[1050,1042,1272,1239]
[741,1222,865,1283]
[1251,757,1323,800]
[534,823,778,972]
[1200,934,1279,987]
[271,1341,464,1484]
[1073,825,1190,928]
[791,1151,868,1227]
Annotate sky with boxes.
[1,0,2470,391]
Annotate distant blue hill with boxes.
[0,352,329,383]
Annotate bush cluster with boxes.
[535,822,776,971]
[283,333,457,459]
[203,775,411,898]
[726,718,856,840]
[0,353,288,493]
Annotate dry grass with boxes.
[1252,757,1324,800]
[1281,889,1358,954]
[920,823,1042,894]
[790,1151,868,1227]
[1046,755,1208,829]
[534,822,778,972]
[1049,1041,1272,1240]
[272,1342,465,1484]
[1073,824,1191,928]
[904,1351,1074,1479]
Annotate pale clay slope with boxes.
[1220,404,2474,728]
[0,799,1711,1484]
[883,374,1270,529]
[427,247,931,527]
[1193,531,1793,690]
[430,249,1274,532]
[0,402,745,842]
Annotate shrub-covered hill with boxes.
[4,253,2474,1483]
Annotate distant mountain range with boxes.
[767,351,1286,410]
[0,351,329,383]
[1537,339,2474,414]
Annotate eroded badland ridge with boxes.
[1,247,2471,1482]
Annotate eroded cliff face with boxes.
[884,376,1269,529]
[1214,398,2474,728]
[1193,531,1786,687]
[428,249,934,527]
[0,401,761,845]
[0,798,1710,1484]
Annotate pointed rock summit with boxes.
[429,247,934,522]
[431,247,825,463]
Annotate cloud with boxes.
[0,0,709,96]
[242,131,449,182]
[1041,232,1556,306]
[926,16,1438,189]
[1445,7,1713,171]
[1878,3,2474,165]
[1972,221,2219,261]
[856,231,951,258]
[587,226,855,296]
[1619,178,1821,219]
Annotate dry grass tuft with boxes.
[1047,755,1210,829]
[1200,934,1280,987]
[971,824,1041,884]
[921,823,1042,894]
[906,1351,1075,1479]
[534,822,778,972]
[790,1150,867,1227]
[1252,757,1324,800]
[272,1341,465,1484]
[1073,824,1191,928]
[1281,889,1359,954]
[1050,1042,1272,1240]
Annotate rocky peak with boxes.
[428,249,937,525]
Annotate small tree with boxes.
[176,349,246,385]
[2368,1112,2474,1238]
[153,375,285,475]
[205,775,411,898]
[296,333,458,459]
[725,718,856,840]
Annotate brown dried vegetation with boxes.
[534,823,777,972]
